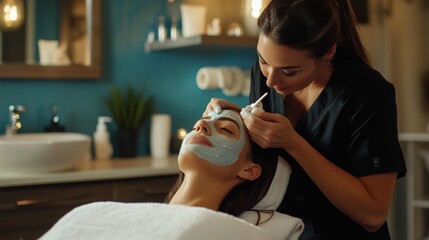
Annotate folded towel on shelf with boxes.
[40,202,274,240]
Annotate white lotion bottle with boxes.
[93,116,113,161]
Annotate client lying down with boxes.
[40,108,303,240]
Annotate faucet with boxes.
[5,105,26,136]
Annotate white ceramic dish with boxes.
[0,133,91,172]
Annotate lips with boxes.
[186,134,213,147]
[273,85,288,92]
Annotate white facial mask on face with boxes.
[179,110,246,166]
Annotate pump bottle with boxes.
[93,116,113,161]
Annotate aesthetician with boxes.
[205,0,406,239]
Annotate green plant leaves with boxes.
[104,85,154,131]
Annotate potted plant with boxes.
[104,85,154,158]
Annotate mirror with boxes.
[0,0,100,79]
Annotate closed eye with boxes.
[258,57,267,65]
[220,127,233,134]
[283,71,296,77]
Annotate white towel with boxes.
[40,159,302,240]
[240,211,304,240]
[254,157,291,210]
[40,202,275,240]
[196,67,218,90]
[237,157,303,240]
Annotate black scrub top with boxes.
[249,59,406,240]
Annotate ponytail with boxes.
[334,0,371,65]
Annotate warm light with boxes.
[177,128,188,140]
[0,0,24,31]
[251,0,262,18]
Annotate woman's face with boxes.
[256,33,327,96]
[180,110,247,165]
[178,110,253,178]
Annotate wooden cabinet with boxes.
[0,175,177,240]
[113,176,177,202]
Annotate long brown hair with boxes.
[165,113,277,217]
[258,0,370,65]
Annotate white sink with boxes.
[0,133,91,172]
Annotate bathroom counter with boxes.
[0,155,179,187]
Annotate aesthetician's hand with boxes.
[203,98,241,116]
[240,111,296,149]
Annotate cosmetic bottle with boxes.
[93,116,113,161]
[158,16,166,42]
[170,17,178,41]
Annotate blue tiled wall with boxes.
[0,0,257,156]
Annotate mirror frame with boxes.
[0,0,101,80]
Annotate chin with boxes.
[178,151,211,172]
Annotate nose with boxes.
[265,67,281,88]
[195,120,211,135]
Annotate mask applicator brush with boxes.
[251,92,268,108]
[243,92,268,113]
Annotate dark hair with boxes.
[258,0,370,65]
[165,111,277,217]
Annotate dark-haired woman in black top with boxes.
[205,0,406,239]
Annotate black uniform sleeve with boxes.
[346,82,406,178]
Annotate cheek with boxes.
[297,68,321,86]
[286,67,321,90]
[291,75,313,89]
[179,152,242,180]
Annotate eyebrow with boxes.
[199,116,240,129]
[257,51,302,70]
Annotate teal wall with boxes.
[0,0,257,157]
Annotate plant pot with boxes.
[117,130,138,158]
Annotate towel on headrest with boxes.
[254,156,291,210]
[238,157,303,240]
[40,202,275,240]
[240,211,303,240]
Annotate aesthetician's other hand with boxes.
[240,111,296,149]
[203,98,241,116]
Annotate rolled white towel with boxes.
[241,70,251,96]
[222,67,244,97]
[196,67,218,90]
[217,66,234,89]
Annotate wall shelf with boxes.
[144,35,258,52]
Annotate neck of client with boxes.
[169,172,237,211]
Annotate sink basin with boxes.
[0,133,91,172]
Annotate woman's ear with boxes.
[323,43,337,63]
[238,162,261,181]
